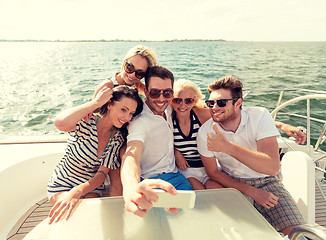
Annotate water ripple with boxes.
[1,41,326,136]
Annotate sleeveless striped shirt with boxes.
[173,109,204,168]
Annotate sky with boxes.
[0,0,325,41]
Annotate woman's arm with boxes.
[174,147,189,170]
[109,168,122,196]
[48,165,109,223]
[54,86,112,132]
[93,79,114,99]
[134,81,145,96]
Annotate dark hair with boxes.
[98,85,143,118]
[144,66,174,90]
[208,76,243,98]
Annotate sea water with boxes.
[0,41,326,140]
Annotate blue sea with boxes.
[1,41,326,142]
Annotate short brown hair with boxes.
[208,76,243,99]
[145,66,174,89]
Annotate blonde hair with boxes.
[122,45,157,71]
[173,79,206,108]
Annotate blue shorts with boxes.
[149,172,193,190]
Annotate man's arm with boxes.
[207,124,280,176]
[200,154,278,209]
[275,121,306,144]
[121,140,144,214]
[121,140,177,217]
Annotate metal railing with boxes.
[289,224,326,240]
[244,89,326,206]
[244,88,326,159]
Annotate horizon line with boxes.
[0,39,227,42]
[1,39,325,43]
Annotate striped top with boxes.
[47,115,126,195]
[173,109,204,168]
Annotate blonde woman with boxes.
[85,45,157,120]
[95,45,157,96]
[171,79,222,190]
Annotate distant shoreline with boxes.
[1,39,324,43]
[0,39,227,43]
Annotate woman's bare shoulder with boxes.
[193,107,211,124]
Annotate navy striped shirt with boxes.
[48,115,126,195]
[173,109,204,168]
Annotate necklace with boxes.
[100,127,114,157]
[96,115,114,156]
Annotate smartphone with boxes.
[152,189,196,209]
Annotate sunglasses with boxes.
[124,61,146,79]
[172,98,195,105]
[149,88,174,99]
[205,98,239,108]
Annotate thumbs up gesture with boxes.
[207,124,230,152]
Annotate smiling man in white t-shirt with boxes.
[121,66,192,218]
[197,76,305,236]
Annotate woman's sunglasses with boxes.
[149,88,174,99]
[172,98,195,105]
[205,98,239,108]
[124,61,146,79]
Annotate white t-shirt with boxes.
[127,103,178,179]
[197,107,280,179]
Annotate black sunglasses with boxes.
[205,98,239,108]
[149,88,174,99]
[172,98,195,105]
[124,61,146,79]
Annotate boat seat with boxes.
[281,151,315,225]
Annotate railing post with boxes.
[307,99,311,156]
[274,91,284,121]
[314,123,326,151]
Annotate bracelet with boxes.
[97,170,108,178]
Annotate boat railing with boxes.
[0,134,67,144]
[243,88,326,161]
[289,224,326,240]
[244,89,326,209]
